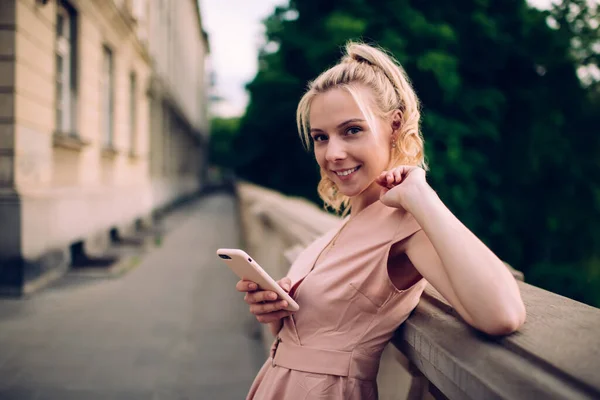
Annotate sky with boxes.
[199,0,556,118]
[199,0,288,118]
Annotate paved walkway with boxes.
[0,194,265,399]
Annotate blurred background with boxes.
[0,0,598,398]
[1,0,598,307]
[0,0,600,306]
[208,0,600,308]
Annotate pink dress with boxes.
[247,200,428,399]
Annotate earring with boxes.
[391,141,396,148]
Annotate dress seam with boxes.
[350,289,388,370]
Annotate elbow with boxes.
[480,303,526,336]
[483,318,523,336]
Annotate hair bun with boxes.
[344,42,376,65]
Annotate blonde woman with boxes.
[236,42,526,399]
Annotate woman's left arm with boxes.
[379,167,526,336]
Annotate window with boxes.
[101,46,114,148]
[55,2,77,135]
[129,72,137,154]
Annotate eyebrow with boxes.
[310,118,366,133]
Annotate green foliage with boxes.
[208,117,241,168]
[219,0,600,306]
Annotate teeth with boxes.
[336,167,358,176]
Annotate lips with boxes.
[335,167,358,176]
[333,165,361,180]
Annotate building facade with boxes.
[146,0,210,207]
[0,0,210,295]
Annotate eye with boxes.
[346,126,362,135]
[312,134,328,142]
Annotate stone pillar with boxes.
[0,0,21,295]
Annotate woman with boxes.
[236,42,526,399]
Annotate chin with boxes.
[335,182,368,198]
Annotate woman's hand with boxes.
[236,277,294,324]
[376,165,432,211]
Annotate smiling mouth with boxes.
[334,166,361,177]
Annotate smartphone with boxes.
[216,248,300,312]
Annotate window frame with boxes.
[101,45,115,149]
[55,1,78,136]
[129,71,137,155]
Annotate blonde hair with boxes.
[296,41,426,214]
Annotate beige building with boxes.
[0,0,210,295]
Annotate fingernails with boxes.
[284,284,290,291]
[280,301,288,307]
[249,283,257,290]
[269,293,277,300]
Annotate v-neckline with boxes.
[315,199,383,264]
[289,199,384,299]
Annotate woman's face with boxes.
[309,86,393,198]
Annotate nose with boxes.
[325,138,347,163]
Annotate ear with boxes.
[390,110,402,132]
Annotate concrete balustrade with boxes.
[236,182,600,400]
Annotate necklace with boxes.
[329,217,352,249]
[328,199,378,249]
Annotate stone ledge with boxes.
[128,149,141,161]
[101,145,119,159]
[395,282,600,399]
[52,132,90,151]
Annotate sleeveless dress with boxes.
[247,200,428,399]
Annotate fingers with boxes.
[236,280,258,293]
[376,171,390,187]
[249,299,289,315]
[386,172,395,186]
[377,170,398,187]
[278,277,292,292]
[238,278,293,325]
[375,174,386,187]
[377,166,417,187]
[244,290,279,304]
[255,310,291,324]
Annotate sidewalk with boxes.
[0,193,265,399]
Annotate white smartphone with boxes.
[216,248,300,312]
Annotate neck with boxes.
[349,181,381,216]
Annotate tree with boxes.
[548,0,599,88]
[208,117,241,169]
[229,0,600,306]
